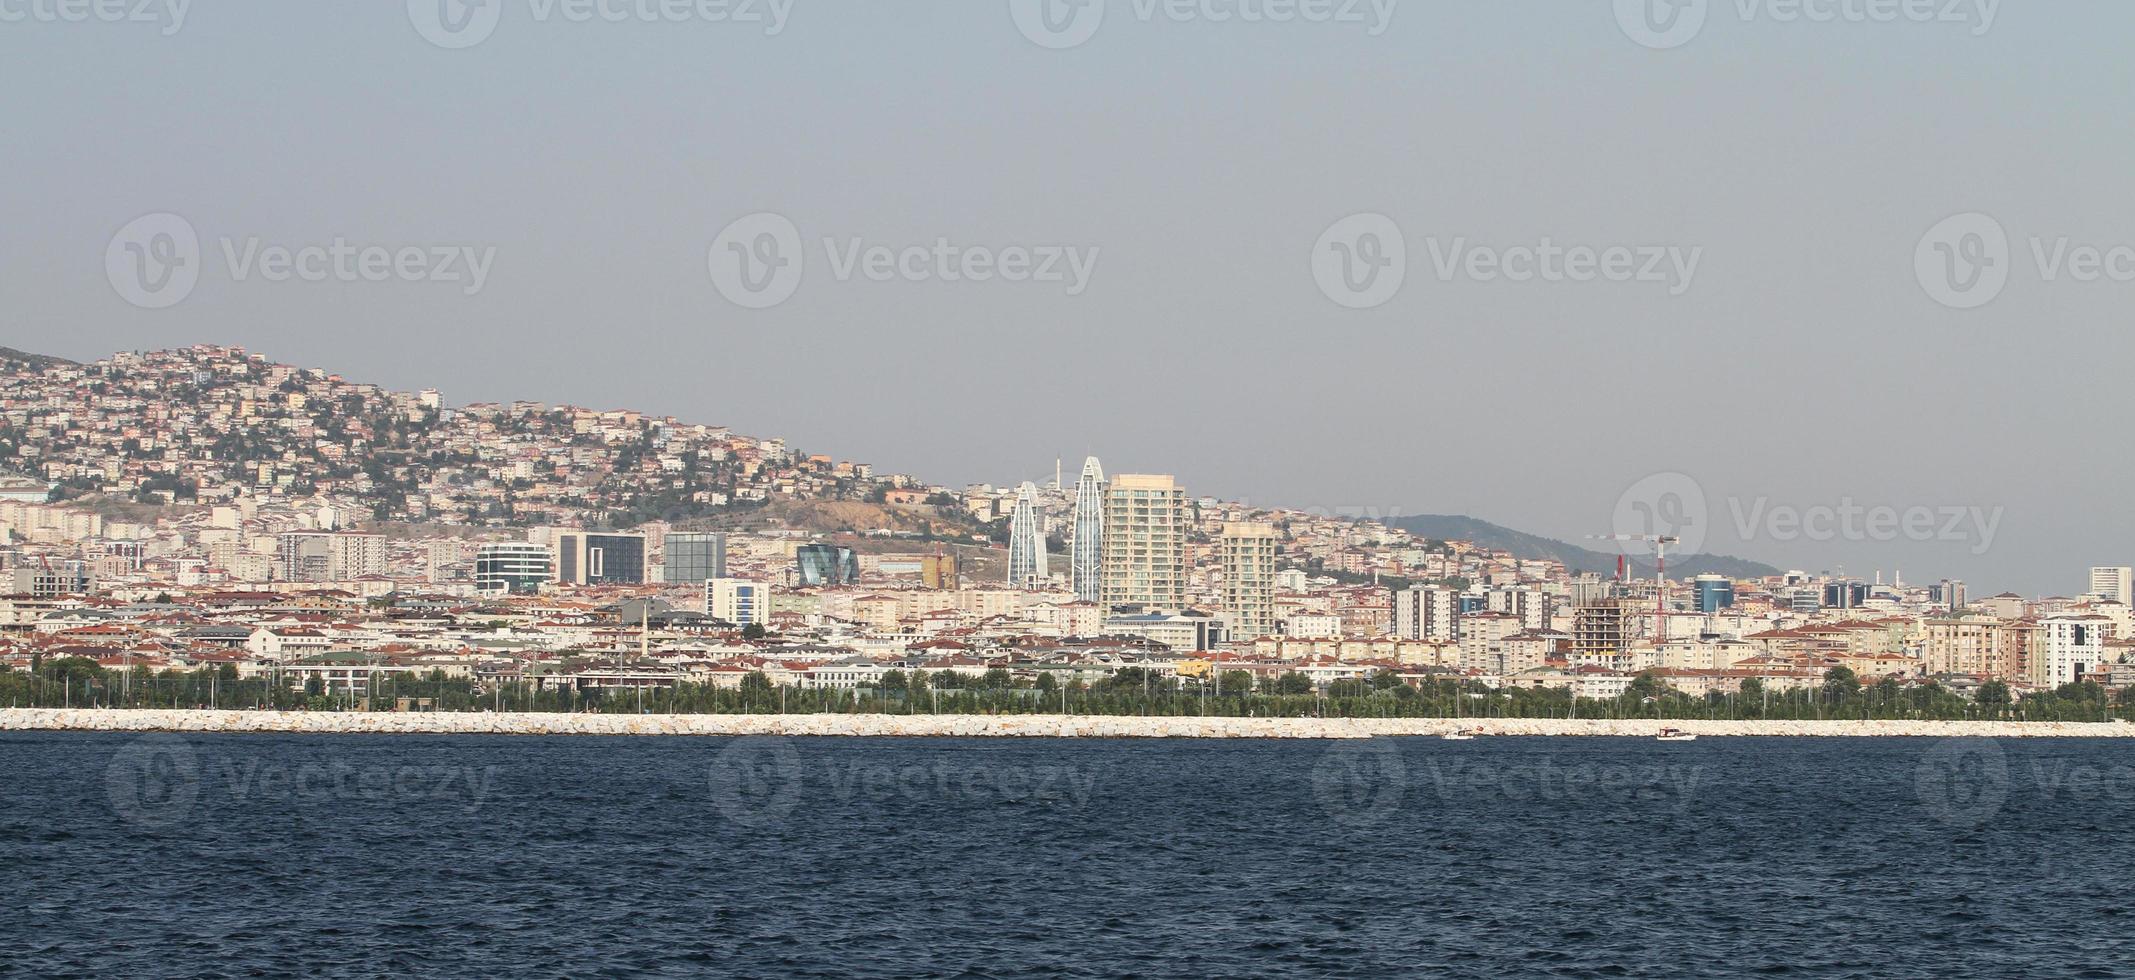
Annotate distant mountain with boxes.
[1391,514,1781,581]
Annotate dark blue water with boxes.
[3,733,2132,978]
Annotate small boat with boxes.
[1441,727,1486,741]
[1654,728,1698,742]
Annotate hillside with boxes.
[1392,514,1781,581]
[0,348,76,371]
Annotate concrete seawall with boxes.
[3,709,2132,739]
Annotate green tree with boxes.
[1822,666,1861,700]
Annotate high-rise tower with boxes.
[1101,473,1187,609]
[1220,522,1279,638]
[1070,457,1105,601]
[1008,481,1048,588]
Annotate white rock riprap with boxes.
[1,709,2131,738]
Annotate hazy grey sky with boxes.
[4,0,2125,595]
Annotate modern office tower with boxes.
[795,543,860,586]
[1220,522,1279,638]
[1692,574,1736,614]
[1572,598,1634,656]
[665,532,728,584]
[1007,482,1049,588]
[706,577,770,625]
[553,531,648,586]
[474,542,553,594]
[1393,586,1462,641]
[1100,473,1187,608]
[1936,579,1967,611]
[1822,580,1869,610]
[1070,456,1106,602]
[2090,567,2133,606]
[276,531,387,582]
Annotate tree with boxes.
[740,623,767,640]
[1822,666,1861,701]
[1218,670,1255,695]
[1265,672,1313,696]
[879,669,908,692]
[1624,672,1670,704]
[738,671,774,698]
[1325,678,1372,699]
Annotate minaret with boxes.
[1070,457,1105,602]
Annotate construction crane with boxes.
[1587,533,1680,637]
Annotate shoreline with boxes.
[3,708,2132,739]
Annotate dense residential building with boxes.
[706,577,770,626]
[276,531,386,582]
[0,344,2121,705]
[1100,473,1187,609]
[1220,522,1279,638]
[1393,586,1460,642]
[2091,567,2133,606]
